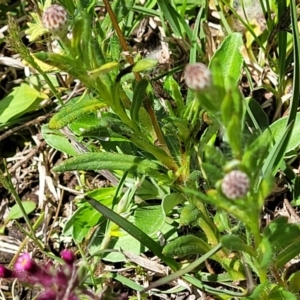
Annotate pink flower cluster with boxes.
[0,251,80,299]
[0,250,127,300]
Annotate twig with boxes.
[8,141,47,174]
[0,113,53,142]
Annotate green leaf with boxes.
[25,12,48,42]
[132,59,158,73]
[156,0,193,40]
[53,152,168,182]
[214,211,231,232]
[287,270,300,293]
[87,62,119,78]
[210,32,243,87]
[0,84,47,124]
[163,75,184,112]
[180,204,201,227]
[261,112,300,154]
[262,122,293,177]
[102,234,144,262]
[162,193,185,215]
[67,113,102,136]
[49,99,107,129]
[130,78,148,124]
[41,125,78,156]
[245,97,269,132]
[221,82,244,157]
[111,273,144,292]
[262,216,300,251]
[163,235,211,258]
[101,0,135,30]
[113,0,135,22]
[7,201,36,220]
[221,235,256,256]
[257,237,273,269]
[71,16,84,51]
[262,216,300,267]
[173,0,204,11]
[201,163,224,186]
[141,243,222,293]
[109,34,121,61]
[242,130,271,180]
[184,273,246,297]
[245,282,268,300]
[274,241,300,269]
[85,195,178,271]
[71,205,101,242]
[134,205,165,237]
[34,52,86,82]
[288,0,300,128]
[63,187,116,240]
[269,287,297,300]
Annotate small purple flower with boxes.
[14,253,39,273]
[61,250,76,265]
[0,265,13,278]
[1,250,103,299]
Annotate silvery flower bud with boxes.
[42,4,68,37]
[221,170,250,199]
[184,63,212,91]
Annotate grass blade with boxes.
[85,195,178,271]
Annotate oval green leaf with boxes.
[7,201,36,220]
[163,235,211,257]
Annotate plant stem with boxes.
[130,135,180,174]
[102,0,172,158]
[4,161,44,251]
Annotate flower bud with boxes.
[60,249,76,265]
[184,63,212,91]
[221,170,250,199]
[42,4,68,37]
[14,253,39,274]
[0,265,13,278]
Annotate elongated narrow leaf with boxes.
[221,235,255,257]
[163,235,211,258]
[262,122,293,177]
[262,216,300,266]
[288,0,300,127]
[53,152,168,182]
[87,62,119,78]
[261,112,300,154]
[34,52,86,81]
[156,0,193,40]
[111,273,144,292]
[85,195,178,271]
[262,1,300,178]
[132,59,158,73]
[141,243,222,293]
[49,99,107,129]
[274,242,300,269]
[183,274,247,297]
[130,78,148,124]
